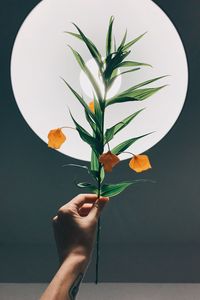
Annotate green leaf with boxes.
[100,167,105,183]
[84,108,102,143]
[106,16,114,57]
[90,150,99,181]
[120,85,166,98]
[113,36,117,52]
[104,51,118,67]
[117,60,152,68]
[115,67,140,77]
[91,149,98,169]
[72,23,103,71]
[63,163,100,181]
[69,110,101,155]
[93,96,103,127]
[63,163,89,171]
[124,75,168,91]
[122,32,147,51]
[84,109,96,133]
[75,181,98,193]
[64,31,82,40]
[110,68,119,79]
[68,45,102,100]
[111,133,152,155]
[109,68,140,87]
[90,150,105,183]
[106,85,167,106]
[104,51,130,80]
[104,108,145,143]
[61,78,101,129]
[101,180,149,197]
[117,29,127,51]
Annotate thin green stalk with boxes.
[95,187,101,284]
[95,89,107,284]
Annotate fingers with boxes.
[52,215,58,222]
[52,194,109,222]
[79,203,93,216]
[67,193,98,209]
[52,194,99,220]
[88,197,109,220]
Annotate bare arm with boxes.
[40,194,109,300]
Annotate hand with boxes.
[52,194,109,264]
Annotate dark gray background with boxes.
[0,0,199,283]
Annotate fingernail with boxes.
[99,197,109,202]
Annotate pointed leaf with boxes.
[90,150,104,183]
[61,78,101,129]
[75,181,98,193]
[90,150,99,182]
[91,150,99,172]
[124,75,168,91]
[113,36,117,52]
[109,68,140,87]
[69,110,101,155]
[63,164,102,183]
[106,16,114,57]
[105,108,145,143]
[84,109,96,133]
[111,133,152,155]
[104,50,130,80]
[106,86,167,106]
[64,31,82,40]
[72,23,103,70]
[68,45,102,100]
[116,67,140,77]
[117,60,152,68]
[101,180,149,197]
[62,163,89,171]
[122,32,147,51]
[93,96,103,128]
[117,29,127,51]
[119,85,167,98]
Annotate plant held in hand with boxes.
[48,16,167,283]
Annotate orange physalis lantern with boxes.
[129,154,152,173]
[48,128,66,149]
[99,151,120,172]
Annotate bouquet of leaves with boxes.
[47,16,167,283]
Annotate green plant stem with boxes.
[95,89,106,284]
[95,196,101,284]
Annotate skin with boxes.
[40,194,109,300]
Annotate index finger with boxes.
[62,193,98,211]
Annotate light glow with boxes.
[80,58,121,99]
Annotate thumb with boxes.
[88,197,109,220]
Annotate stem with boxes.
[95,88,107,284]
[60,126,76,130]
[121,151,135,156]
[95,190,101,284]
[107,142,111,151]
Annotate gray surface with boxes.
[1,284,200,300]
[1,243,200,283]
[0,0,200,282]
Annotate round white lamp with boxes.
[10,0,188,161]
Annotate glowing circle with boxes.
[10,0,188,161]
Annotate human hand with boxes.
[52,194,109,264]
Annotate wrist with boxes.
[40,250,88,300]
[67,251,89,267]
[71,245,93,260]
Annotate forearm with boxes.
[40,253,90,300]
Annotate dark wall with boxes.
[0,0,200,282]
